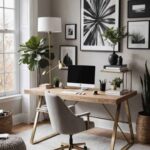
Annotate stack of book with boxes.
[105,89,129,96]
[103,64,128,72]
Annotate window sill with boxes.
[0,94,22,103]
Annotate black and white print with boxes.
[127,21,150,49]
[128,0,150,18]
[65,24,77,40]
[81,0,120,52]
[60,46,77,69]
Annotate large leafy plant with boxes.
[140,61,150,116]
[103,27,127,51]
[19,36,51,71]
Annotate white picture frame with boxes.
[127,21,150,49]
[81,0,120,52]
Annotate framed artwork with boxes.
[60,45,77,69]
[128,0,150,18]
[81,0,120,52]
[65,24,77,40]
[127,21,150,49]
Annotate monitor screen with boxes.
[67,65,95,88]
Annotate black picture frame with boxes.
[80,0,120,52]
[65,24,77,40]
[128,0,150,18]
[59,45,77,69]
[127,20,150,49]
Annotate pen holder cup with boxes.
[100,83,106,92]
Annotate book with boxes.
[102,68,128,72]
[105,89,129,96]
[103,64,127,69]
[105,67,128,70]
[0,134,9,139]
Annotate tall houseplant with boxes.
[103,27,127,65]
[136,61,150,143]
[19,36,53,84]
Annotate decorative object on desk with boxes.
[60,45,77,69]
[99,80,106,92]
[127,21,150,49]
[128,0,150,18]
[0,111,12,133]
[80,0,120,52]
[136,61,150,144]
[65,24,77,40]
[117,56,123,66]
[103,27,127,65]
[38,17,62,84]
[110,77,123,90]
[53,77,60,88]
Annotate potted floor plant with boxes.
[18,36,54,84]
[103,27,127,65]
[137,61,150,144]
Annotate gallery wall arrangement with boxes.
[60,0,150,66]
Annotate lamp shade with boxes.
[38,17,62,33]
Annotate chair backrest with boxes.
[45,91,85,135]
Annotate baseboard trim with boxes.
[90,117,136,134]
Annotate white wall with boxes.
[50,0,150,129]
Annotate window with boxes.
[0,0,19,96]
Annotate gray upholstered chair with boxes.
[45,91,91,150]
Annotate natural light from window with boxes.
[0,0,19,96]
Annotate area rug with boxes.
[17,124,150,150]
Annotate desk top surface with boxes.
[24,87,137,105]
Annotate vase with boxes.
[108,51,118,65]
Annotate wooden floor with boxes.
[12,121,136,141]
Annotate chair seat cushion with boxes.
[0,135,26,150]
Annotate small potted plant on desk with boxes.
[137,61,150,144]
[53,77,60,88]
[110,77,123,90]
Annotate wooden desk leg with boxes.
[30,96,59,144]
[30,96,43,144]
[125,100,134,144]
[110,103,121,150]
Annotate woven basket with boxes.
[0,112,12,133]
[136,112,150,144]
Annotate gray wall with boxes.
[38,0,52,17]
[51,0,150,123]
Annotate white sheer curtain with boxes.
[20,0,38,123]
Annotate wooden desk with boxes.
[25,87,137,150]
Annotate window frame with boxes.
[0,0,20,97]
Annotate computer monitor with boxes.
[67,65,95,89]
